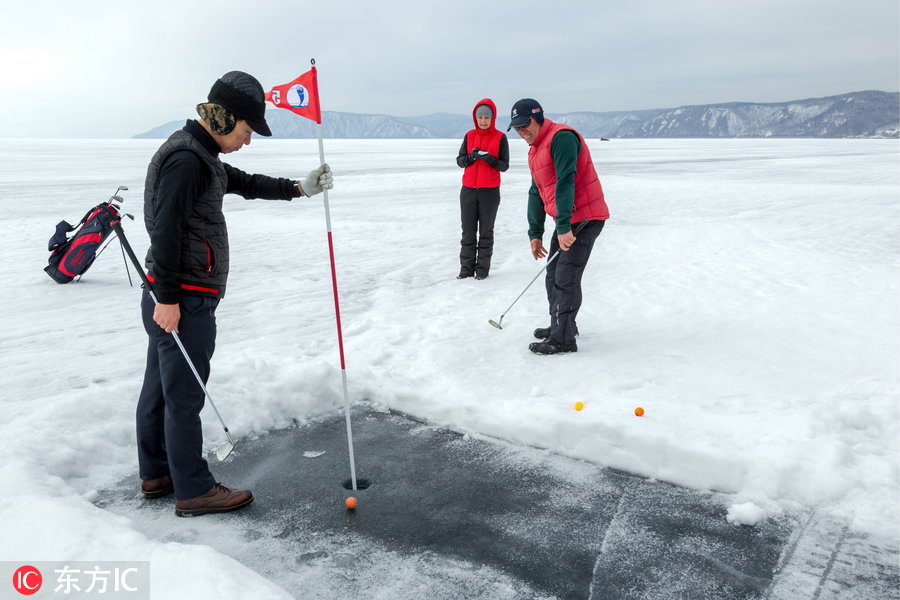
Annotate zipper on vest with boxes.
[204,240,214,276]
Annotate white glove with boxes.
[301,163,333,197]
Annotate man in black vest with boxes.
[137,71,333,516]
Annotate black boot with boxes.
[456,271,473,279]
[529,339,578,355]
[533,325,578,340]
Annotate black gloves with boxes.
[472,150,495,165]
[464,147,497,167]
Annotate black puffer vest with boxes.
[144,129,230,297]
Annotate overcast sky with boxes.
[1,0,897,138]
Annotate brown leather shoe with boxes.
[174,483,253,517]
[141,474,173,499]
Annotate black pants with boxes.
[545,220,605,345]
[459,186,500,276]
[136,289,218,500]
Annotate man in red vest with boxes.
[508,99,609,354]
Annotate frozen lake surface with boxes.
[0,137,897,598]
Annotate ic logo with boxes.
[12,565,42,595]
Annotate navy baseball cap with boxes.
[507,98,544,131]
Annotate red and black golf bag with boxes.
[44,188,132,283]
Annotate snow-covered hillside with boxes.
[134,91,900,140]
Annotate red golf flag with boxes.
[265,67,322,124]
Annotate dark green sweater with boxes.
[527,129,581,240]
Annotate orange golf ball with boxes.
[574,401,584,411]
[634,407,645,417]
[345,496,358,510]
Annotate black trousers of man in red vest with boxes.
[544,220,605,347]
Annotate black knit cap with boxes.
[207,71,272,137]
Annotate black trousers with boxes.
[136,289,218,500]
[459,186,500,276]
[545,220,605,345]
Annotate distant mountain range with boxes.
[135,90,899,139]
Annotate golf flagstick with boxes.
[266,61,359,491]
[111,220,236,462]
[310,60,359,492]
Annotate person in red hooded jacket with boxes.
[455,98,509,280]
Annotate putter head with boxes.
[214,441,235,462]
[488,319,503,330]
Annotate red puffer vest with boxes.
[462,98,504,189]
[528,120,609,223]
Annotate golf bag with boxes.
[45,189,131,283]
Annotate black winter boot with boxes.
[533,325,578,340]
[529,340,578,355]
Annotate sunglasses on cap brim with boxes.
[513,118,533,131]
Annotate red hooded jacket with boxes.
[462,98,506,189]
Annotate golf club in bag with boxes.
[111,217,236,461]
[489,220,588,330]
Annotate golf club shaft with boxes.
[166,326,234,444]
[494,221,590,324]
[112,222,234,444]
[497,249,562,320]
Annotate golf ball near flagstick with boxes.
[342,477,370,511]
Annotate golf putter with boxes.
[489,221,589,330]
[488,249,562,330]
[112,218,236,461]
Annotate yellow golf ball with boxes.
[574,401,584,411]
